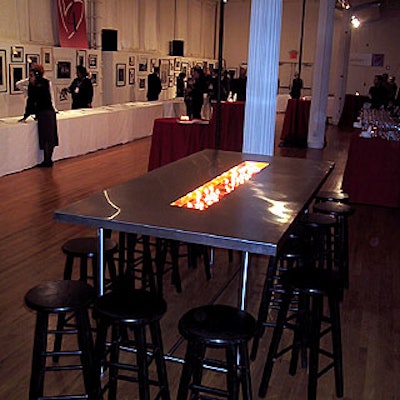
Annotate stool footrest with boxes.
[38,394,89,400]
[46,364,83,372]
[190,383,229,398]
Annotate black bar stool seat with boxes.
[94,287,170,400]
[258,268,344,400]
[25,280,98,400]
[315,190,349,204]
[177,304,256,400]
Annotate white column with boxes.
[331,11,352,125]
[307,0,336,149]
[242,0,282,156]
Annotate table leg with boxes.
[239,251,250,311]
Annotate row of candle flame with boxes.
[171,161,269,211]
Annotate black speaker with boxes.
[102,29,118,51]
[170,40,184,57]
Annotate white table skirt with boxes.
[0,100,184,177]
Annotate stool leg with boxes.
[134,325,151,400]
[63,254,74,279]
[108,323,121,400]
[328,294,344,397]
[259,289,292,398]
[191,342,206,398]
[170,241,182,293]
[118,232,126,276]
[239,342,252,400]
[226,345,239,400]
[80,256,88,282]
[53,312,67,362]
[307,295,323,400]
[149,321,170,400]
[75,309,98,400]
[155,238,167,297]
[29,311,49,400]
[251,255,277,360]
[177,340,197,400]
[94,319,109,389]
[142,235,157,293]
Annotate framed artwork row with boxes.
[9,64,25,95]
[116,63,126,86]
[0,50,7,92]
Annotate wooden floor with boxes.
[1,114,399,399]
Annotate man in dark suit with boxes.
[147,66,162,101]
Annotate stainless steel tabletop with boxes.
[54,149,334,257]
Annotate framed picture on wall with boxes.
[169,59,174,74]
[129,55,135,66]
[129,68,135,85]
[139,77,146,90]
[90,71,98,86]
[116,64,126,86]
[57,61,72,79]
[9,64,25,94]
[41,47,53,71]
[25,54,40,75]
[88,54,97,69]
[0,50,7,92]
[76,50,86,67]
[174,58,181,71]
[138,56,148,73]
[11,46,24,62]
[160,59,169,89]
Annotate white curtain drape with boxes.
[243,0,282,156]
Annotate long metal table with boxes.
[54,149,334,309]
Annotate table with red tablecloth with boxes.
[342,132,400,208]
[280,99,311,147]
[338,94,370,129]
[148,101,244,170]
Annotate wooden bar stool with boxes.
[62,236,119,290]
[297,213,337,271]
[251,237,310,360]
[94,286,170,400]
[117,232,157,292]
[313,202,355,288]
[155,239,211,295]
[25,280,98,400]
[177,304,256,400]
[258,268,344,400]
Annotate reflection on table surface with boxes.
[55,149,334,256]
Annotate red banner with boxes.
[57,0,88,49]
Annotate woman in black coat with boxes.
[19,64,58,167]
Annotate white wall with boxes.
[0,0,218,117]
[223,0,400,97]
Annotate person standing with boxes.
[19,64,59,168]
[147,66,162,101]
[176,72,186,97]
[66,65,93,109]
[190,67,207,118]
